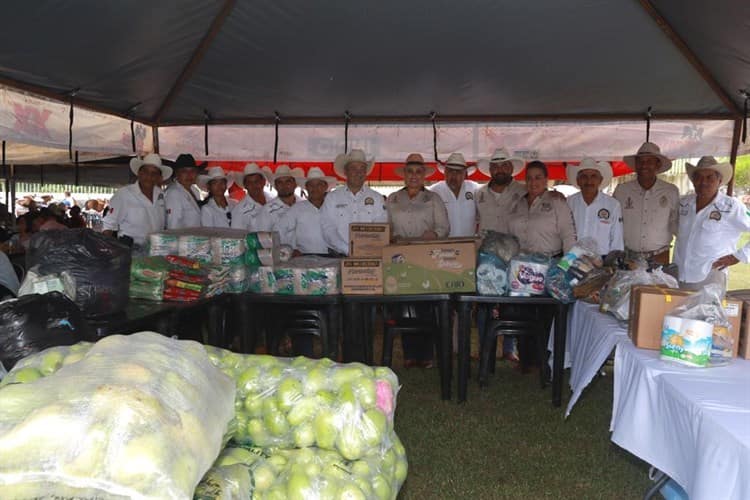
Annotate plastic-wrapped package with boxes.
[289,256,341,296]
[205,348,401,461]
[0,332,235,499]
[178,234,212,262]
[476,252,509,296]
[196,438,408,500]
[508,253,551,296]
[0,292,92,371]
[0,342,93,386]
[228,264,249,293]
[129,279,165,301]
[148,232,179,256]
[248,266,276,294]
[478,231,521,262]
[572,267,614,302]
[130,256,170,283]
[26,229,131,317]
[211,236,247,265]
[246,232,279,250]
[18,269,77,300]
[600,268,678,320]
[557,237,602,274]
[274,268,295,295]
[278,245,294,263]
[545,262,575,303]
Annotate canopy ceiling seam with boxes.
[637,0,742,117]
[151,0,237,124]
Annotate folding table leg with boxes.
[438,299,452,400]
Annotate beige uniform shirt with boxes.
[475,181,527,234]
[508,190,577,255]
[386,188,450,239]
[613,178,679,253]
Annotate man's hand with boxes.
[712,254,739,270]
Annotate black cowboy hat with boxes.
[171,154,206,170]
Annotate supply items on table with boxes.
[246,231,280,267]
[508,253,551,296]
[599,267,678,320]
[572,267,614,303]
[726,289,750,359]
[477,230,521,263]
[660,285,733,367]
[341,258,384,295]
[17,269,76,300]
[148,232,179,256]
[476,231,519,296]
[178,233,212,262]
[0,292,91,372]
[0,332,236,498]
[545,262,575,303]
[129,255,235,302]
[25,229,131,317]
[248,266,277,294]
[349,223,391,257]
[248,257,341,296]
[629,286,693,350]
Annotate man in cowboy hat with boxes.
[428,152,479,237]
[103,153,172,247]
[320,149,387,256]
[673,156,750,289]
[165,154,203,229]
[475,147,528,235]
[277,167,337,256]
[257,165,304,234]
[231,163,275,232]
[566,158,623,257]
[613,142,679,265]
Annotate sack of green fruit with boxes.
[195,436,407,500]
[0,342,93,387]
[205,348,400,461]
[0,332,236,499]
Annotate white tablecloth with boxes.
[548,301,629,417]
[610,341,750,500]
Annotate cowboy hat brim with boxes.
[393,165,437,179]
[477,157,525,178]
[565,163,612,188]
[333,153,375,179]
[304,176,338,189]
[623,153,672,174]
[197,174,234,191]
[271,172,306,187]
[437,162,477,176]
[686,162,733,187]
[233,169,270,186]
[130,158,173,180]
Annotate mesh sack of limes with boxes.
[0,337,407,499]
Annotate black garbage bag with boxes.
[27,229,131,317]
[0,291,91,370]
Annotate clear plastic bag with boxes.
[0,332,236,499]
[476,252,509,296]
[600,268,678,320]
[0,342,93,387]
[545,262,575,303]
[205,347,401,461]
[478,231,521,263]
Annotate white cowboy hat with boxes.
[437,152,477,176]
[271,165,306,186]
[566,157,613,188]
[234,162,270,186]
[130,153,173,180]
[394,153,436,178]
[623,142,672,173]
[333,149,375,179]
[197,166,234,191]
[303,166,337,190]
[686,156,734,186]
[477,148,525,177]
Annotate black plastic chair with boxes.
[269,307,331,359]
[478,304,552,389]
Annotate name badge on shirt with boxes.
[465,192,474,200]
[709,210,722,221]
[541,202,552,212]
[335,204,347,208]
[421,193,430,202]
[364,197,374,206]
[659,195,668,207]
[625,197,633,209]
[597,208,610,221]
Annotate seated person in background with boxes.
[386,153,450,368]
[566,158,623,258]
[673,156,750,290]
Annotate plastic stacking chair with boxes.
[478,303,553,389]
[269,308,331,359]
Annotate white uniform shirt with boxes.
[165,182,202,229]
[567,191,624,255]
[475,181,527,234]
[613,178,679,253]
[673,192,750,284]
[320,185,388,255]
[231,194,265,232]
[102,182,166,245]
[201,198,237,228]
[429,180,479,237]
[258,196,301,233]
[276,199,328,254]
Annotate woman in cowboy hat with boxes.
[165,153,203,229]
[257,165,304,233]
[386,153,450,368]
[231,163,276,232]
[103,153,172,247]
[613,141,679,265]
[673,156,750,289]
[320,149,387,255]
[276,167,337,256]
[566,157,623,257]
[428,152,479,237]
[199,166,236,228]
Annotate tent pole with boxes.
[153,127,160,154]
[728,118,741,196]
[75,151,80,186]
[9,164,15,221]
[2,141,7,218]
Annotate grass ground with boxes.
[375,336,653,499]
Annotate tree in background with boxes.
[733,154,749,193]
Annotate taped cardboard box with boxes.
[341,258,383,295]
[349,223,390,257]
[630,285,743,355]
[727,289,750,359]
[382,238,477,295]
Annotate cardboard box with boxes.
[727,290,750,359]
[349,223,390,257]
[630,286,744,355]
[382,239,477,294]
[341,258,383,295]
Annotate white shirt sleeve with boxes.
[320,194,347,255]
[610,199,625,252]
[102,189,124,232]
